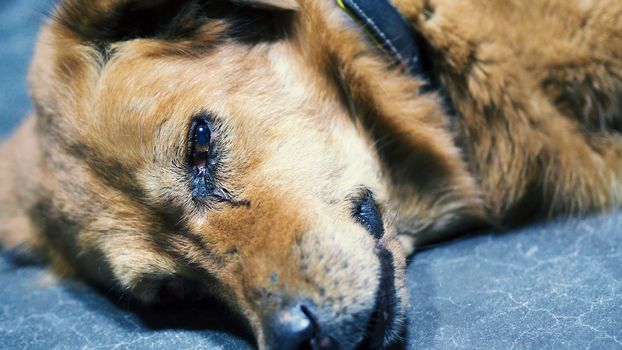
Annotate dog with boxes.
[1,0,621,348]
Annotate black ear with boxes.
[54,0,299,43]
[54,0,199,42]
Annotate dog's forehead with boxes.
[89,40,330,142]
[82,38,385,199]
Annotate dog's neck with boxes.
[337,0,457,121]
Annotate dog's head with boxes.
[22,0,484,348]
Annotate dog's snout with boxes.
[246,226,400,349]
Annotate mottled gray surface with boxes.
[0,255,255,350]
[0,0,54,138]
[407,215,622,350]
[1,1,621,349]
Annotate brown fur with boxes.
[1,0,621,348]
[393,0,622,221]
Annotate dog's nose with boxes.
[267,304,339,350]
[270,304,314,349]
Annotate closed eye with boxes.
[351,189,385,240]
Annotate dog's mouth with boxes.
[269,258,398,350]
[298,244,399,350]
[357,246,399,349]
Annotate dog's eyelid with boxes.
[350,188,385,239]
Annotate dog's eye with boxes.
[188,117,223,201]
[192,121,211,172]
[352,190,384,240]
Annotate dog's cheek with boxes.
[75,210,181,303]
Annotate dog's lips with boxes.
[359,245,399,349]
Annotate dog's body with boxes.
[1,0,621,348]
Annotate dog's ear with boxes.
[53,0,298,43]
[54,0,202,42]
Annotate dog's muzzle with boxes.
[261,249,399,350]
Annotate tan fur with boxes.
[1,0,621,348]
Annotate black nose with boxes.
[269,304,314,349]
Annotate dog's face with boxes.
[24,0,484,348]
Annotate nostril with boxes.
[270,304,315,350]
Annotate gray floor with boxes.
[1,1,621,349]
